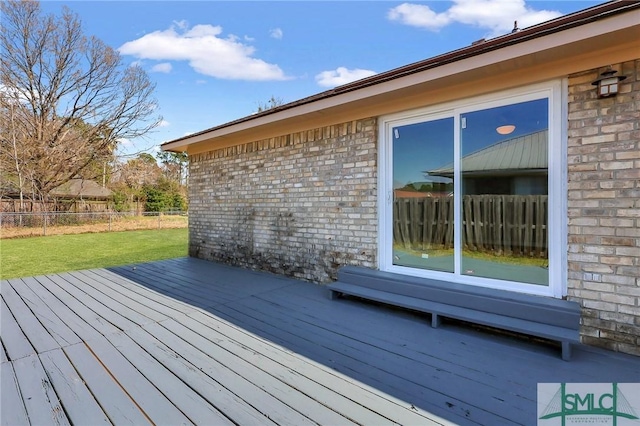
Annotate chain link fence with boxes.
[0,211,188,238]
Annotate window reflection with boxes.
[392,118,454,273]
[458,99,549,285]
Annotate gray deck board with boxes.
[0,297,35,361]
[274,282,639,380]
[2,280,60,354]
[38,347,111,425]
[232,293,532,414]
[0,362,29,426]
[3,257,639,426]
[257,286,560,384]
[111,265,227,309]
[80,268,195,318]
[179,309,441,425]
[67,270,168,323]
[62,343,151,425]
[21,275,195,424]
[82,333,195,425]
[156,318,377,426]
[34,275,207,425]
[102,329,231,425]
[211,299,503,425]
[56,272,158,329]
[140,320,320,426]
[123,324,274,425]
[12,354,70,426]
[119,262,242,302]
[11,278,82,348]
[26,275,108,334]
[0,340,7,363]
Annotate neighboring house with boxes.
[50,178,112,201]
[428,130,548,195]
[163,2,640,355]
[50,178,113,211]
[1,178,113,212]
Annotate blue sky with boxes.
[40,0,604,157]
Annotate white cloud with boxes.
[388,3,451,31]
[195,79,207,85]
[118,23,289,81]
[315,67,377,88]
[388,0,562,36]
[158,119,170,127]
[270,28,283,40]
[151,62,172,73]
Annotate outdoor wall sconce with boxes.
[592,67,626,98]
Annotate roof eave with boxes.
[162,1,640,153]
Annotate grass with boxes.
[0,228,188,279]
[2,214,188,239]
[394,244,548,267]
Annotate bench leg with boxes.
[431,313,441,328]
[329,290,342,300]
[561,341,571,361]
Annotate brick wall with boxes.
[567,60,640,355]
[188,118,378,283]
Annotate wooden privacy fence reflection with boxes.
[393,195,548,257]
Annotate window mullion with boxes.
[453,113,462,276]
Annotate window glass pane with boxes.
[459,99,549,285]
[392,118,454,273]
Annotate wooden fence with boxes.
[394,195,547,257]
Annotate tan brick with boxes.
[580,134,617,145]
[600,161,634,170]
[601,122,636,133]
[577,263,614,274]
[582,190,617,199]
[599,218,634,228]
[600,293,636,305]
[601,236,635,246]
[600,256,634,266]
[615,247,640,257]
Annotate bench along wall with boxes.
[188,118,378,283]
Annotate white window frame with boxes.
[378,80,567,298]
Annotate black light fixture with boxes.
[592,67,626,98]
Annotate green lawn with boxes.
[1,228,188,279]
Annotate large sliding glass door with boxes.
[381,83,564,296]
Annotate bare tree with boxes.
[255,95,285,113]
[0,0,161,204]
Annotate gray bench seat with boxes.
[327,266,581,360]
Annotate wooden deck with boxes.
[2,258,639,425]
